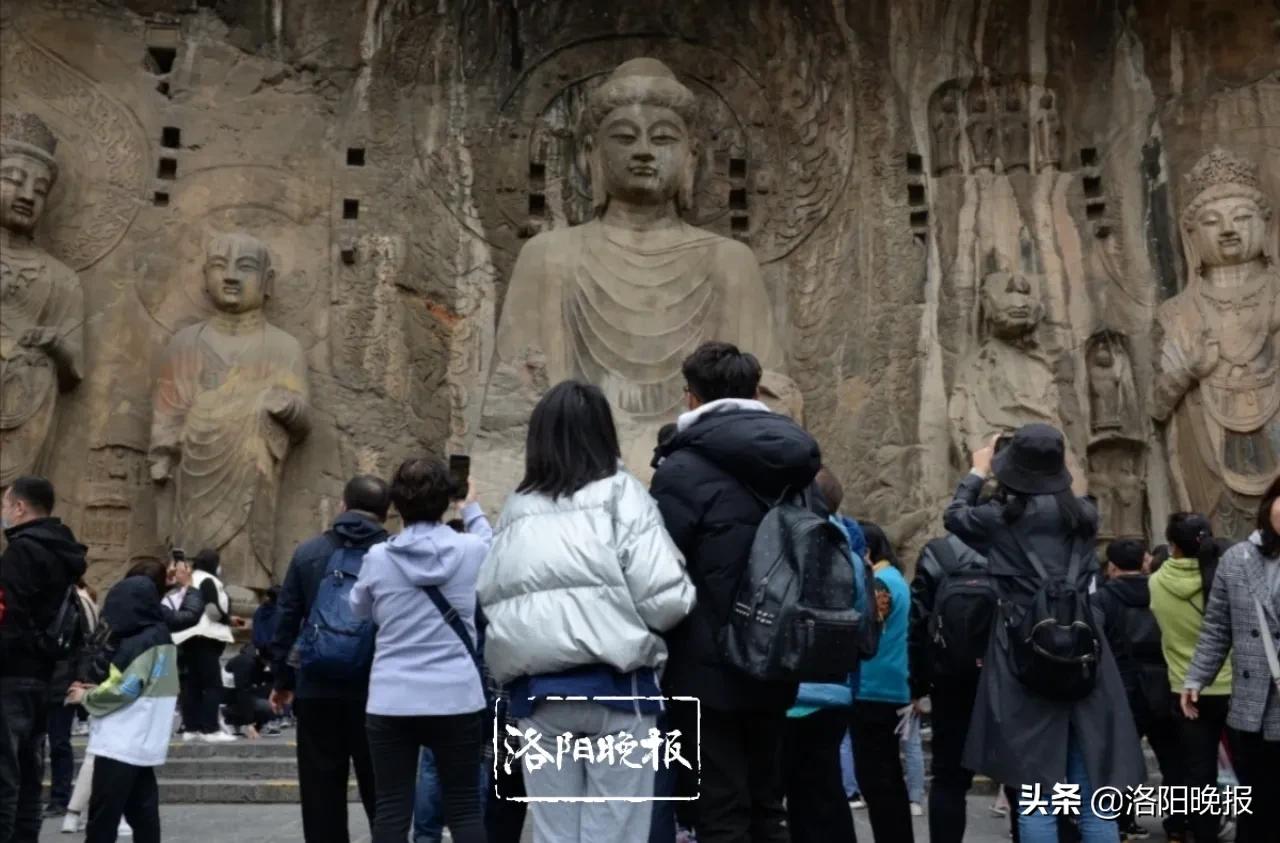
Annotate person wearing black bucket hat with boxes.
[943,423,1145,843]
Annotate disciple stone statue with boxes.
[932,90,962,176]
[1087,334,1127,434]
[150,232,310,595]
[999,84,1031,173]
[1153,147,1280,535]
[949,263,1083,479]
[0,111,84,488]
[474,58,788,492]
[966,83,997,172]
[1034,92,1063,172]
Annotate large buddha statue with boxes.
[474,58,787,496]
[0,111,84,488]
[1153,147,1280,535]
[150,232,310,597]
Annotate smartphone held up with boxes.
[448,454,471,501]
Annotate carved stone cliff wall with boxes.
[2,0,1276,586]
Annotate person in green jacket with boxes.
[1148,512,1231,843]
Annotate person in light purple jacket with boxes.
[350,457,493,843]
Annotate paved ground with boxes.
[36,801,1172,842]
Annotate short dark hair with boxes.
[7,475,54,515]
[192,548,220,575]
[518,380,620,499]
[126,559,167,596]
[390,458,452,524]
[656,423,678,450]
[1106,539,1146,571]
[681,341,762,403]
[343,474,390,520]
[815,466,843,513]
[1148,544,1170,573]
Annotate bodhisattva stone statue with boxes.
[1088,338,1124,434]
[1153,147,1280,535]
[475,58,789,491]
[0,111,84,488]
[966,84,997,173]
[949,265,1083,481]
[150,232,310,597]
[932,90,961,176]
[999,85,1031,173]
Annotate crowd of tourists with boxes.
[2,340,1278,843]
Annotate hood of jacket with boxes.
[4,517,88,581]
[102,576,172,669]
[381,522,461,587]
[1105,574,1151,608]
[331,510,388,547]
[1154,556,1204,601]
[660,406,821,499]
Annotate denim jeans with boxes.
[840,730,858,797]
[413,748,487,843]
[1017,731,1119,843]
[901,712,925,804]
[47,702,76,809]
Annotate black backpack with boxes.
[44,583,87,662]
[925,538,998,677]
[719,490,866,682]
[1004,532,1101,701]
[1108,585,1172,717]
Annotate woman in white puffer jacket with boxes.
[478,380,696,843]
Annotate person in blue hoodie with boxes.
[782,467,867,843]
[852,522,915,843]
[351,458,493,843]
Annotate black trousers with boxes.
[1228,729,1280,843]
[927,677,980,843]
[85,756,159,843]
[178,638,225,734]
[46,701,76,809]
[365,710,485,843]
[1126,695,1182,836]
[849,700,915,843]
[670,703,788,843]
[295,697,377,843]
[0,691,15,843]
[0,677,49,843]
[784,709,856,843]
[1174,691,1228,843]
[487,736,527,843]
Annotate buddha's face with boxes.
[595,103,691,205]
[982,270,1043,338]
[1187,196,1267,268]
[204,238,271,314]
[0,152,53,236]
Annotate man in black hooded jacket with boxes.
[269,475,390,843]
[0,476,87,843]
[651,342,821,843]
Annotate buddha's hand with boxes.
[19,327,59,350]
[1190,332,1220,380]
[264,387,304,424]
[149,454,173,483]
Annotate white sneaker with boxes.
[179,731,198,742]
[910,802,924,816]
[118,818,133,837]
[61,812,80,834]
[200,731,238,744]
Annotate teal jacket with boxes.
[856,562,910,705]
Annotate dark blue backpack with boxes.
[297,544,374,682]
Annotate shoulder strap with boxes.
[927,537,960,575]
[421,585,484,682]
[1008,526,1081,584]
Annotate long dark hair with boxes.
[1165,512,1219,598]
[1259,475,1280,559]
[517,380,621,499]
[998,488,1092,537]
[861,522,901,572]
